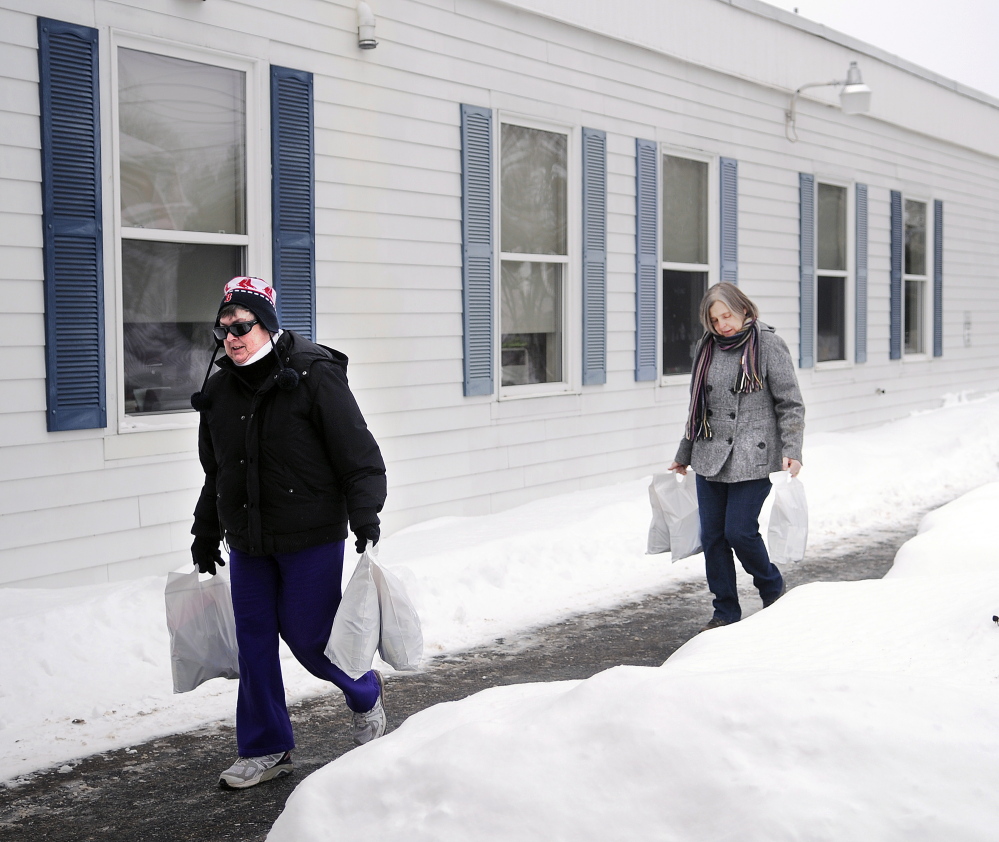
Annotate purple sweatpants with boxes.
[228,540,381,757]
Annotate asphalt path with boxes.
[0,518,919,842]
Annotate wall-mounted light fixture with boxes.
[785,61,872,142]
[358,1,377,49]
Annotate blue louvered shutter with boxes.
[798,174,815,369]
[855,184,868,364]
[460,105,494,397]
[933,199,943,357]
[271,66,315,340]
[581,128,607,386]
[38,19,106,432]
[719,157,738,284]
[889,190,903,360]
[634,139,658,381]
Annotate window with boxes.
[816,183,848,362]
[117,47,249,415]
[661,155,709,375]
[499,122,568,388]
[903,198,928,355]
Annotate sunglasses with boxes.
[213,319,259,341]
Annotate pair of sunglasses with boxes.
[213,319,259,341]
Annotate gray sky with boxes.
[763,0,999,101]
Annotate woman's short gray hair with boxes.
[698,282,759,334]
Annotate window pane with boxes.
[816,275,846,362]
[122,241,242,415]
[500,261,563,385]
[817,183,847,272]
[500,124,567,256]
[662,269,707,375]
[904,199,927,276]
[119,49,246,234]
[662,156,708,265]
[904,279,924,354]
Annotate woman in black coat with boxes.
[190,277,387,789]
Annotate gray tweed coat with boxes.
[674,323,804,482]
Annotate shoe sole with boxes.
[219,762,293,790]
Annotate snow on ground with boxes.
[2,392,999,791]
[268,454,999,841]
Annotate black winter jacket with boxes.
[192,331,386,556]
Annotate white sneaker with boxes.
[351,671,386,746]
[219,751,293,789]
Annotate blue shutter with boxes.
[855,184,868,364]
[798,174,815,369]
[271,66,315,340]
[719,157,738,283]
[38,18,106,432]
[460,105,494,397]
[889,190,903,360]
[634,139,658,381]
[933,199,943,357]
[581,128,607,386]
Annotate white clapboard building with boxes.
[2,0,998,587]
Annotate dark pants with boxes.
[696,475,783,624]
[229,540,381,757]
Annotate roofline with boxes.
[727,0,999,109]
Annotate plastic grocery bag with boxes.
[767,472,809,564]
[648,472,702,561]
[371,556,423,672]
[164,569,240,694]
[647,475,671,554]
[326,548,381,679]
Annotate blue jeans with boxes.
[695,475,783,624]
[228,540,381,756]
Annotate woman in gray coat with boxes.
[670,283,804,630]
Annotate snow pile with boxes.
[2,391,999,787]
[268,474,999,842]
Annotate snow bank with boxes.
[268,468,999,842]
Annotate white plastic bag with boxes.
[646,475,671,554]
[768,472,809,564]
[649,472,702,561]
[325,549,381,679]
[371,557,423,672]
[164,569,240,694]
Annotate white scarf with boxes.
[235,330,284,367]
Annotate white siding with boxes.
[1,0,998,586]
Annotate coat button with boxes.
[706,385,713,392]
[707,409,713,417]
[758,442,766,449]
[240,415,246,421]
[240,459,245,465]
[729,412,736,419]
[243,503,248,509]
[288,488,294,493]
[727,437,733,444]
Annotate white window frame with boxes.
[901,194,931,361]
[814,177,855,370]
[496,113,579,401]
[109,32,269,433]
[659,147,717,386]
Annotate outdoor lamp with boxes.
[785,61,872,142]
[358,1,377,49]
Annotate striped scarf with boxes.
[685,319,764,441]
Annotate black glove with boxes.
[191,536,225,576]
[353,523,380,555]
